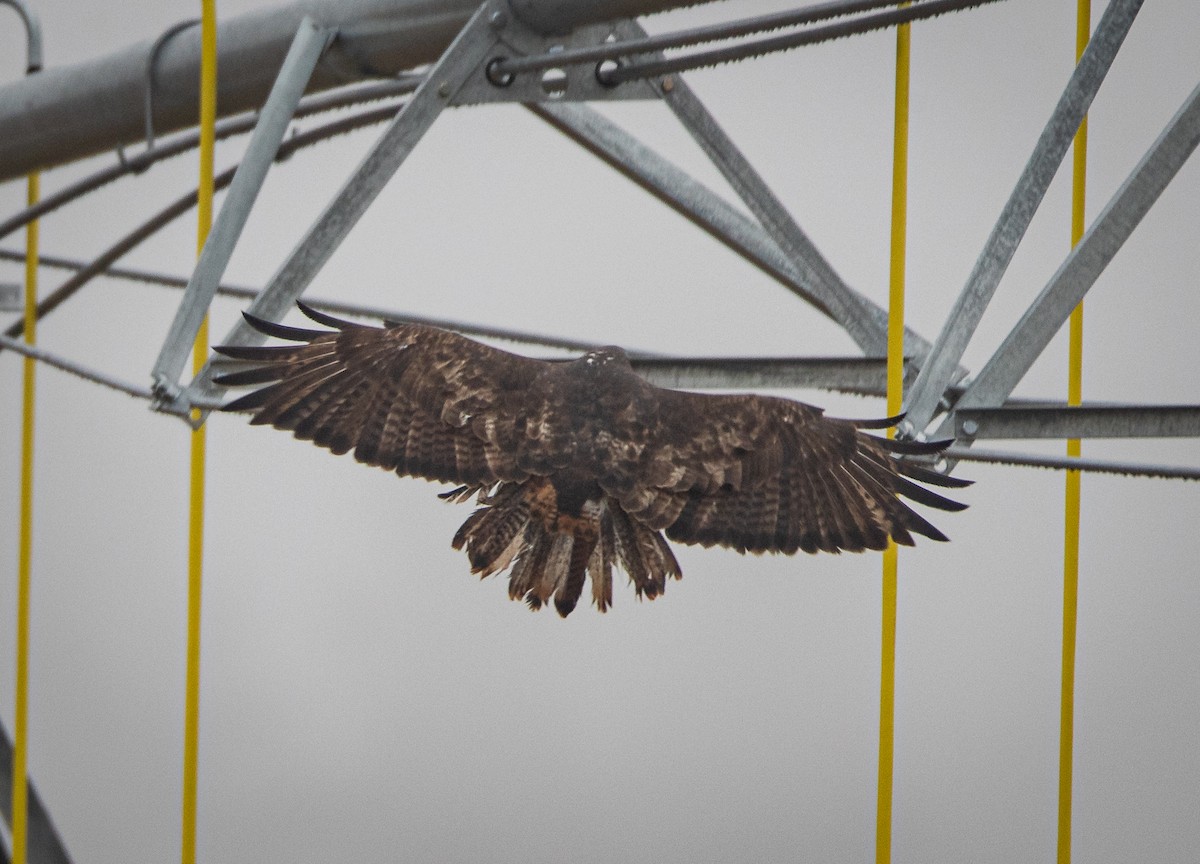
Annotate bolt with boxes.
[437,81,450,99]
[661,75,674,93]
[489,10,508,29]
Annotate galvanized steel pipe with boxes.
[0,0,707,181]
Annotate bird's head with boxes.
[579,346,632,373]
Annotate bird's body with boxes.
[214,303,969,616]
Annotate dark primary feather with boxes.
[215,304,970,616]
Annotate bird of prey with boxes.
[214,303,969,617]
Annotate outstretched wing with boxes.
[212,303,545,486]
[611,389,969,554]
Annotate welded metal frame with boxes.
[0,0,1191,454]
[182,1,512,416]
[12,0,1193,462]
[935,75,1200,436]
[904,0,1145,433]
[180,1,959,417]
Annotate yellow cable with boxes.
[12,170,39,864]
[878,12,910,864]
[182,3,216,863]
[1059,4,1089,862]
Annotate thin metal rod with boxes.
[943,76,1200,430]
[903,0,1144,432]
[877,15,910,860]
[0,333,220,412]
[0,79,417,244]
[495,0,911,76]
[944,446,1200,482]
[0,248,620,354]
[152,17,334,398]
[1,103,403,347]
[2,248,895,392]
[604,0,1007,84]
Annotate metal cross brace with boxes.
[935,74,1200,443]
[151,15,334,412]
[616,17,909,361]
[531,16,943,366]
[903,0,1145,433]
[184,1,522,420]
[187,0,909,418]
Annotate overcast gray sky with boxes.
[1,1,1198,862]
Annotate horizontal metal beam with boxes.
[945,446,1200,482]
[631,356,889,395]
[0,0,708,180]
[955,404,1200,440]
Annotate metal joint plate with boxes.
[450,11,659,105]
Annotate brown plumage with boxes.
[214,303,970,617]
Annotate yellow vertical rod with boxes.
[1059,3,1089,862]
[182,3,216,863]
[878,11,910,864]
[12,170,40,864]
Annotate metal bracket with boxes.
[450,10,658,105]
[115,18,201,171]
[0,0,43,73]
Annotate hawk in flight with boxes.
[214,303,968,617]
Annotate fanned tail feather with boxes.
[445,482,676,616]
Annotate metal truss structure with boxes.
[1,0,1198,859]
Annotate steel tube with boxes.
[0,0,707,180]
[954,405,1200,440]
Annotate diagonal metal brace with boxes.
[185,2,507,421]
[531,99,943,365]
[151,15,334,412]
[615,18,909,361]
[903,0,1144,433]
[936,76,1200,440]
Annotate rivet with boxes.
[961,419,979,436]
[661,75,674,93]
